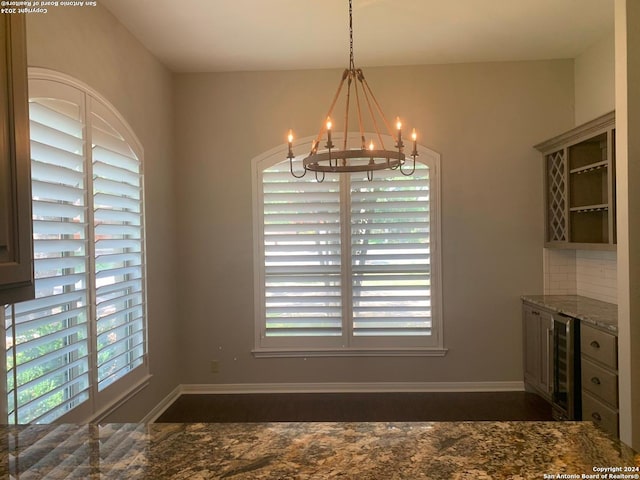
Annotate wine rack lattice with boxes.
[547,151,567,242]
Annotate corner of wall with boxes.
[574,29,616,126]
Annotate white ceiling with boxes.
[99,0,614,73]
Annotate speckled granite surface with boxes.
[522,295,618,334]
[1,422,638,479]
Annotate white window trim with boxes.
[251,132,445,357]
[2,68,150,424]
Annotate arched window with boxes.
[4,69,148,423]
[252,133,444,356]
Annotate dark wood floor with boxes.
[155,391,552,423]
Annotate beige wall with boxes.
[25,5,180,421]
[575,30,615,125]
[174,61,573,386]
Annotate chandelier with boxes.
[286,0,418,182]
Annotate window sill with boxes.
[252,348,448,358]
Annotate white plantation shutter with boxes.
[5,71,147,424]
[5,85,90,424]
[254,135,442,353]
[350,164,432,340]
[91,104,145,391]
[261,162,342,344]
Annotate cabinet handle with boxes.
[591,412,602,422]
[591,377,601,385]
[590,340,600,349]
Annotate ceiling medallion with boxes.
[286,0,418,182]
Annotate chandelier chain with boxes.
[349,0,355,70]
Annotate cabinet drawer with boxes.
[582,357,618,406]
[581,324,617,368]
[582,391,619,438]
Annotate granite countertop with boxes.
[522,295,618,334]
[1,421,638,479]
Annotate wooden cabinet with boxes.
[0,14,34,304]
[534,112,616,250]
[523,302,553,400]
[581,323,619,438]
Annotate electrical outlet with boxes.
[210,360,219,373]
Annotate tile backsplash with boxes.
[544,249,576,295]
[544,249,617,304]
[576,250,617,304]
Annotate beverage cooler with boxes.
[551,314,582,421]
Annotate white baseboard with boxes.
[140,384,182,423]
[180,381,525,395]
[145,381,525,422]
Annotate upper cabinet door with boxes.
[0,14,34,304]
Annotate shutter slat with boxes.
[350,264,429,273]
[95,223,141,238]
[32,180,84,203]
[12,290,86,316]
[350,231,429,240]
[29,121,83,154]
[94,177,140,199]
[31,160,84,187]
[30,140,84,170]
[265,264,341,275]
[95,252,142,266]
[351,211,428,221]
[34,273,86,293]
[34,255,86,272]
[265,212,340,223]
[33,219,85,236]
[33,200,85,221]
[95,265,142,280]
[264,203,342,215]
[14,323,87,354]
[265,191,341,203]
[96,279,143,297]
[94,208,141,225]
[95,239,141,251]
[352,254,430,264]
[94,160,140,186]
[29,102,83,137]
[34,239,85,254]
[14,306,86,334]
[350,221,429,232]
[92,133,137,165]
[263,180,339,193]
[94,192,140,211]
